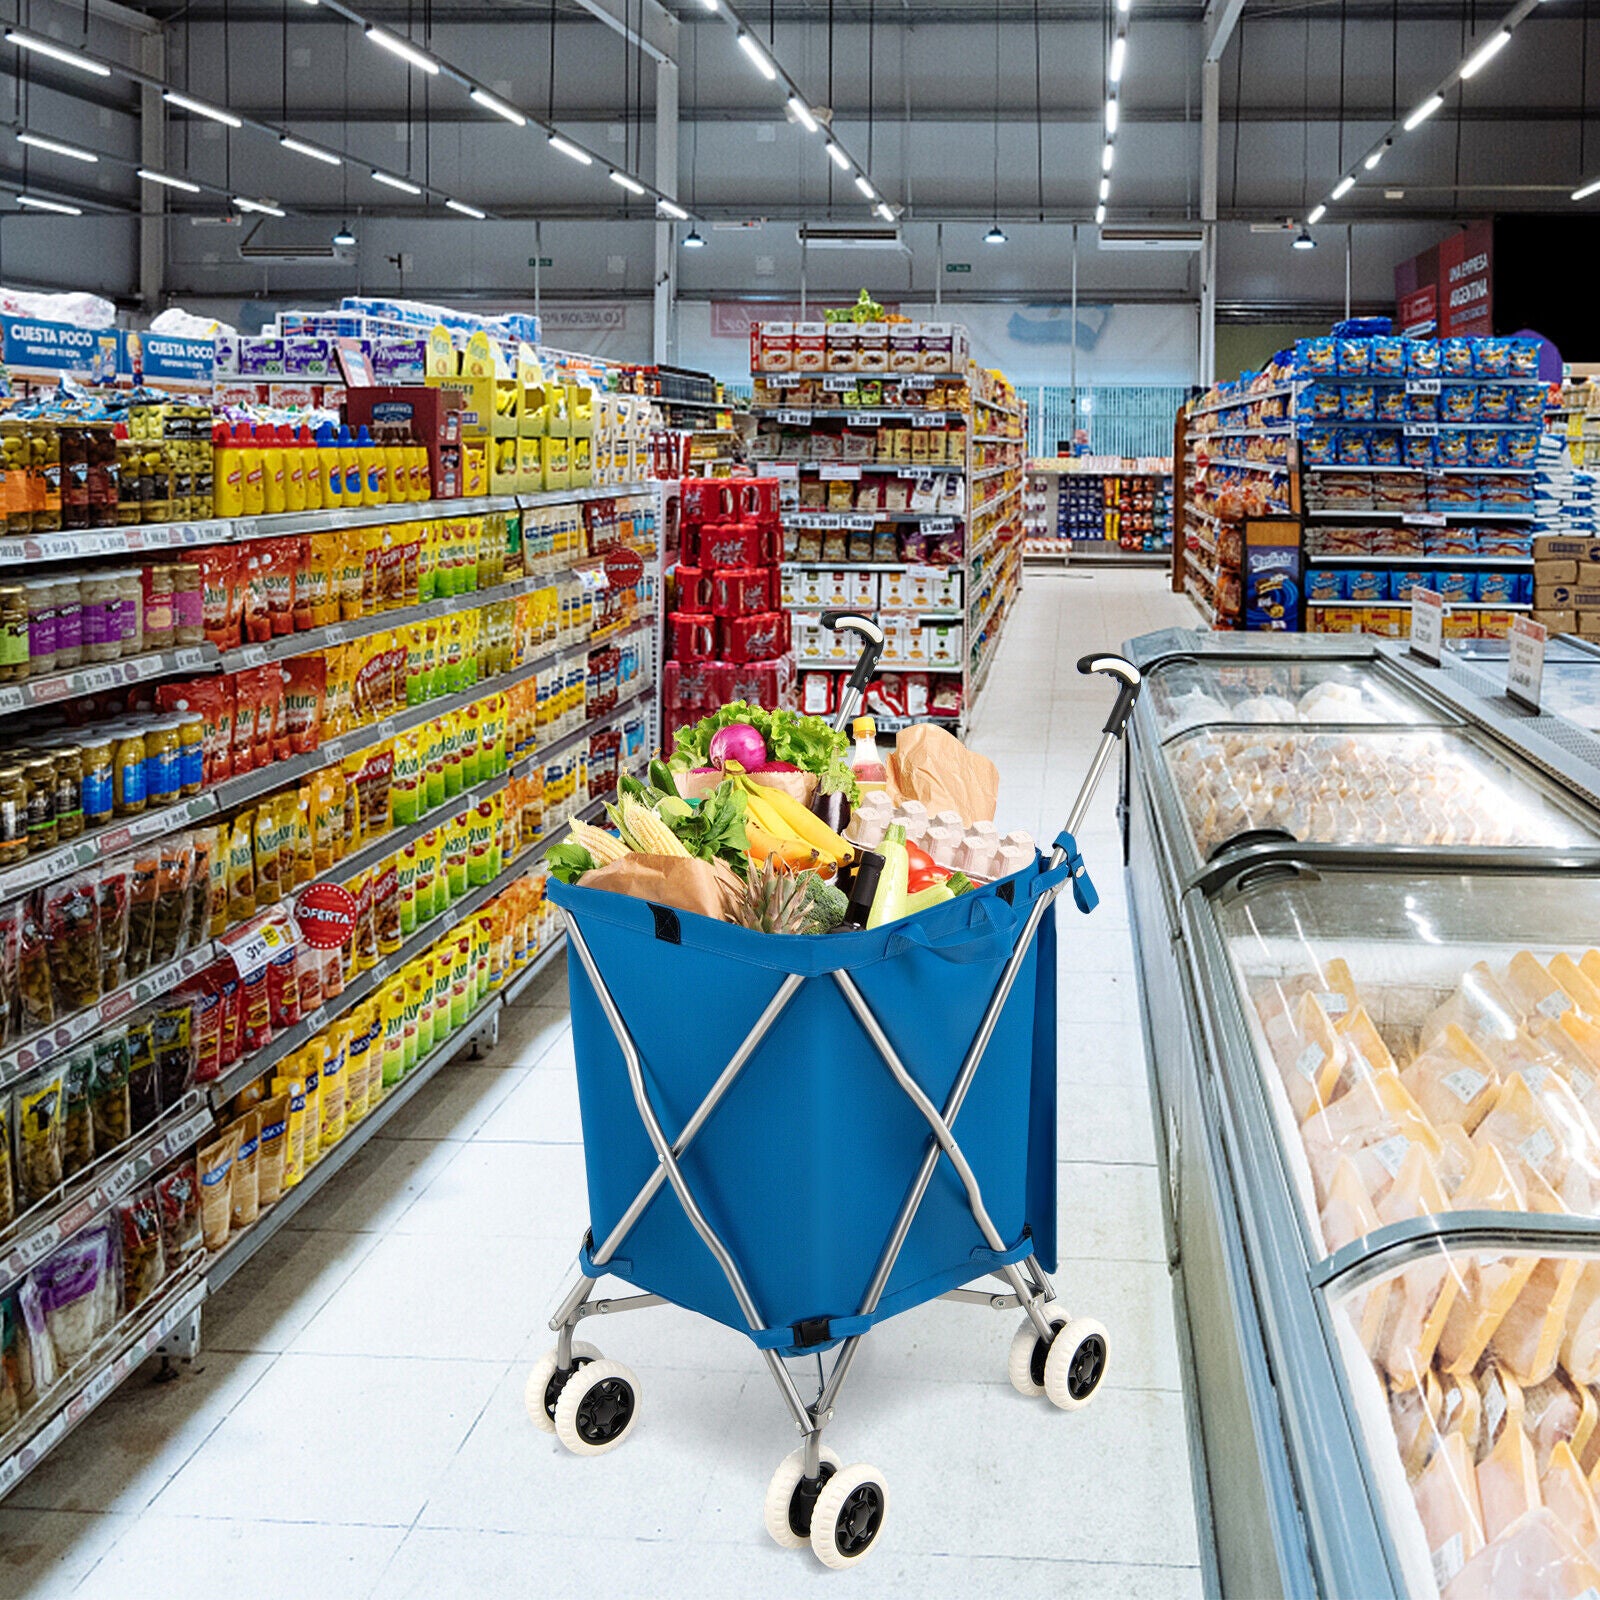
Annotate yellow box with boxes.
[570,435,594,489]
[567,383,595,437]
[542,435,572,491]
[518,435,545,493]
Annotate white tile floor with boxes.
[0,568,1204,1599]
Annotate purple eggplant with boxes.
[810,786,852,836]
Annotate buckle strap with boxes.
[1052,830,1100,915]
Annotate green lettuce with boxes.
[670,703,859,804]
[546,841,597,885]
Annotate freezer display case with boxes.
[1442,635,1600,735]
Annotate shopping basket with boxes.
[528,614,1142,1569]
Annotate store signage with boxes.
[1394,220,1493,340]
[945,263,972,273]
[1,317,120,382]
[293,883,359,950]
[526,257,554,267]
[222,915,297,976]
[1242,519,1301,632]
[601,546,645,588]
[1410,587,1444,665]
[129,332,214,387]
[1506,616,1548,711]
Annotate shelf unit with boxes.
[0,476,664,1504]
[1023,458,1174,567]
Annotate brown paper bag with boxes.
[889,724,998,824]
[580,853,744,922]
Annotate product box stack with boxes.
[662,477,794,741]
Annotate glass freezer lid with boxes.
[1145,654,1451,742]
[1217,868,1600,1268]
[1164,724,1600,864]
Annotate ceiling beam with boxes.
[1203,0,1246,60]
[564,0,678,65]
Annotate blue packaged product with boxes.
[1503,430,1540,466]
[1436,429,1471,466]
[1437,570,1475,601]
[1406,339,1442,376]
[1469,430,1504,467]
[1338,428,1372,466]
[1474,569,1517,604]
[1304,384,1343,420]
[1475,337,1511,377]
[1390,571,1429,603]
[1342,385,1376,422]
[1405,389,1440,422]
[1370,430,1402,465]
[1508,337,1541,378]
[1376,387,1407,422]
[1302,427,1336,465]
[1371,337,1406,375]
[1441,338,1474,376]
[1513,386,1546,422]
[1338,338,1372,376]
[1344,569,1386,601]
[1441,385,1477,422]
[1403,432,1436,468]
[1475,384,1512,422]
[1514,572,1534,605]
[1297,337,1337,375]
[1306,568,1345,602]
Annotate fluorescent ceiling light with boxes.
[234,196,286,216]
[4,31,110,77]
[470,88,525,126]
[700,0,718,9]
[280,135,340,166]
[1364,146,1384,170]
[139,168,200,192]
[164,91,242,128]
[824,142,850,171]
[787,97,819,134]
[737,32,778,80]
[1110,36,1126,83]
[1404,94,1444,131]
[658,198,689,220]
[371,169,423,194]
[1331,175,1355,199]
[365,26,439,75]
[549,135,593,165]
[16,194,81,215]
[1116,0,1130,12]
[1459,29,1511,78]
[1099,176,1110,201]
[1095,203,1107,225]
[1307,202,1327,224]
[446,198,486,218]
[854,174,875,198]
[17,132,96,163]
[1105,98,1119,134]
[875,202,894,222]
[1574,177,1600,201]
[1102,142,1115,172]
[610,169,646,195]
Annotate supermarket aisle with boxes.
[0,568,1203,1600]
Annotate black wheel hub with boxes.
[543,1355,592,1421]
[1067,1333,1107,1400]
[788,1462,837,1538]
[574,1375,635,1444]
[1029,1319,1066,1388]
[833,1483,884,1556]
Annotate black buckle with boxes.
[650,904,681,943]
[996,880,1015,905]
[792,1316,832,1348]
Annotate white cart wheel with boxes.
[1007,1311,1070,1397]
[553,1357,641,1456]
[1043,1317,1109,1411]
[809,1462,889,1569]
[524,1341,601,1434]
[763,1443,844,1548]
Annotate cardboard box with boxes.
[1541,584,1600,611]
[792,322,826,373]
[759,322,794,373]
[1535,609,1578,633]
[1535,559,1580,585]
[1534,535,1600,564]
[1579,611,1600,637]
[1363,606,1407,638]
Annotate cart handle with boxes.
[821,611,887,729]
[1077,653,1143,738]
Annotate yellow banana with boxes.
[749,783,851,862]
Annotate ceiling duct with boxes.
[1097,226,1205,252]
[796,224,907,252]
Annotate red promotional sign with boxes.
[294,883,359,949]
[602,546,645,588]
[1439,221,1493,338]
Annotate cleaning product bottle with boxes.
[300,424,324,509]
[213,423,244,518]
[239,423,265,515]
[280,423,306,512]
[338,425,362,509]
[316,422,342,505]
[384,430,406,507]
[851,716,890,797]
[261,423,287,514]
[866,824,910,928]
[356,425,384,506]
[407,430,430,501]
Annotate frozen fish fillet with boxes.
[1443,1506,1600,1600]
[1412,1429,1486,1586]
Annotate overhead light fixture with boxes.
[1105,98,1119,135]
[4,31,111,77]
[17,132,97,163]
[139,168,201,192]
[1110,35,1126,83]
[1459,28,1511,78]
[549,135,593,166]
[332,221,357,245]
[1095,203,1107,225]
[737,32,778,80]
[1307,202,1327,224]
[470,88,525,126]
[700,0,718,9]
[16,194,82,215]
[1404,94,1444,131]
[610,170,647,195]
[280,135,340,166]
[164,91,242,128]
[854,174,875,199]
[1099,176,1110,201]
[824,142,850,171]
[1331,175,1355,199]
[1574,177,1600,201]
[445,198,486,218]
[984,223,1007,244]
[682,228,706,247]
[1292,227,1316,250]
[371,169,423,194]
[874,202,895,222]
[1116,0,1129,12]
[1102,142,1115,172]
[658,198,689,220]
[234,196,286,216]
[1364,146,1385,171]
[365,26,439,74]
[787,98,819,134]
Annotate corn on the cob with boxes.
[571,819,629,864]
[622,798,690,857]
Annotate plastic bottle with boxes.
[407,430,430,501]
[850,716,890,796]
[384,431,406,506]
[300,424,324,509]
[337,426,362,509]
[213,423,244,518]
[261,423,287,514]
[355,425,384,506]
[238,423,265,516]
[280,423,306,512]
[316,422,342,505]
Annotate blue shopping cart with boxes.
[529,615,1142,1569]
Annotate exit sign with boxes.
[527,256,554,267]
[945,262,972,273]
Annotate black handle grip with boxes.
[822,611,887,695]
[1077,652,1143,738]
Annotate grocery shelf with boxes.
[972,433,1024,445]
[1304,463,1535,476]
[1199,457,1291,474]
[971,481,1023,519]
[969,572,1018,640]
[967,520,1017,569]
[795,657,962,674]
[785,510,962,529]
[972,394,1021,418]
[649,395,730,414]
[1308,554,1533,568]
[0,643,217,717]
[972,461,1023,483]
[1185,427,1295,442]
[756,461,962,479]
[1302,373,1545,386]
[1304,599,1531,611]
[751,406,961,424]
[782,560,930,573]
[1186,385,1296,420]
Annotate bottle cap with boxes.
[852,716,876,737]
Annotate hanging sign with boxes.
[1506,616,1548,711]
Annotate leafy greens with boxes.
[546,841,597,886]
[670,702,859,803]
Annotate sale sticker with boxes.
[601,546,645,588]
[294,883,360,950]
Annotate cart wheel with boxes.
[809,1463,889,1569]
[524,1341,601,1434]
[553,1357,640,1456]
[1043,1317,1109,1411]
[763,1443,843,1548]
[1007,1311,1071,1397]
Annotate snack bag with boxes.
[283,657,326,754]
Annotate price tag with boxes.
[1401,511,1448,528]
[106,1159,140,1200]
[1405,422,1440,438]
[822,375,853,392]
[11,1227,56,1272]
[1410,586,1444,666]
[768,463,798,480]
[172,648,205,670]
[84,1366,117,1407]
[324,624,348,646]
[844,514,877,532]
[234,645,269,670]
[854,412,882,428]
[222,916,294,978]
[925,412,947,427]
[1507,616,1548,711]
[819,465,861,481]
[1406,378,1442,395]
[300,1005,328,1035]
[371,957,393,984]
[776,409,810,426]
[440,907,460,933]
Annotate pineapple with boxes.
[733,857,815,935]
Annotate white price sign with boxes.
[776,409,810,426]
[1410,586,1444,666]
[854,412,882,427]
[1405,422,1440,438]
[1506,616,1548,711]
[819,464,861,481]
[1406,379,1442,395]
[1401,512,1448,528]
[223,917,295,978]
